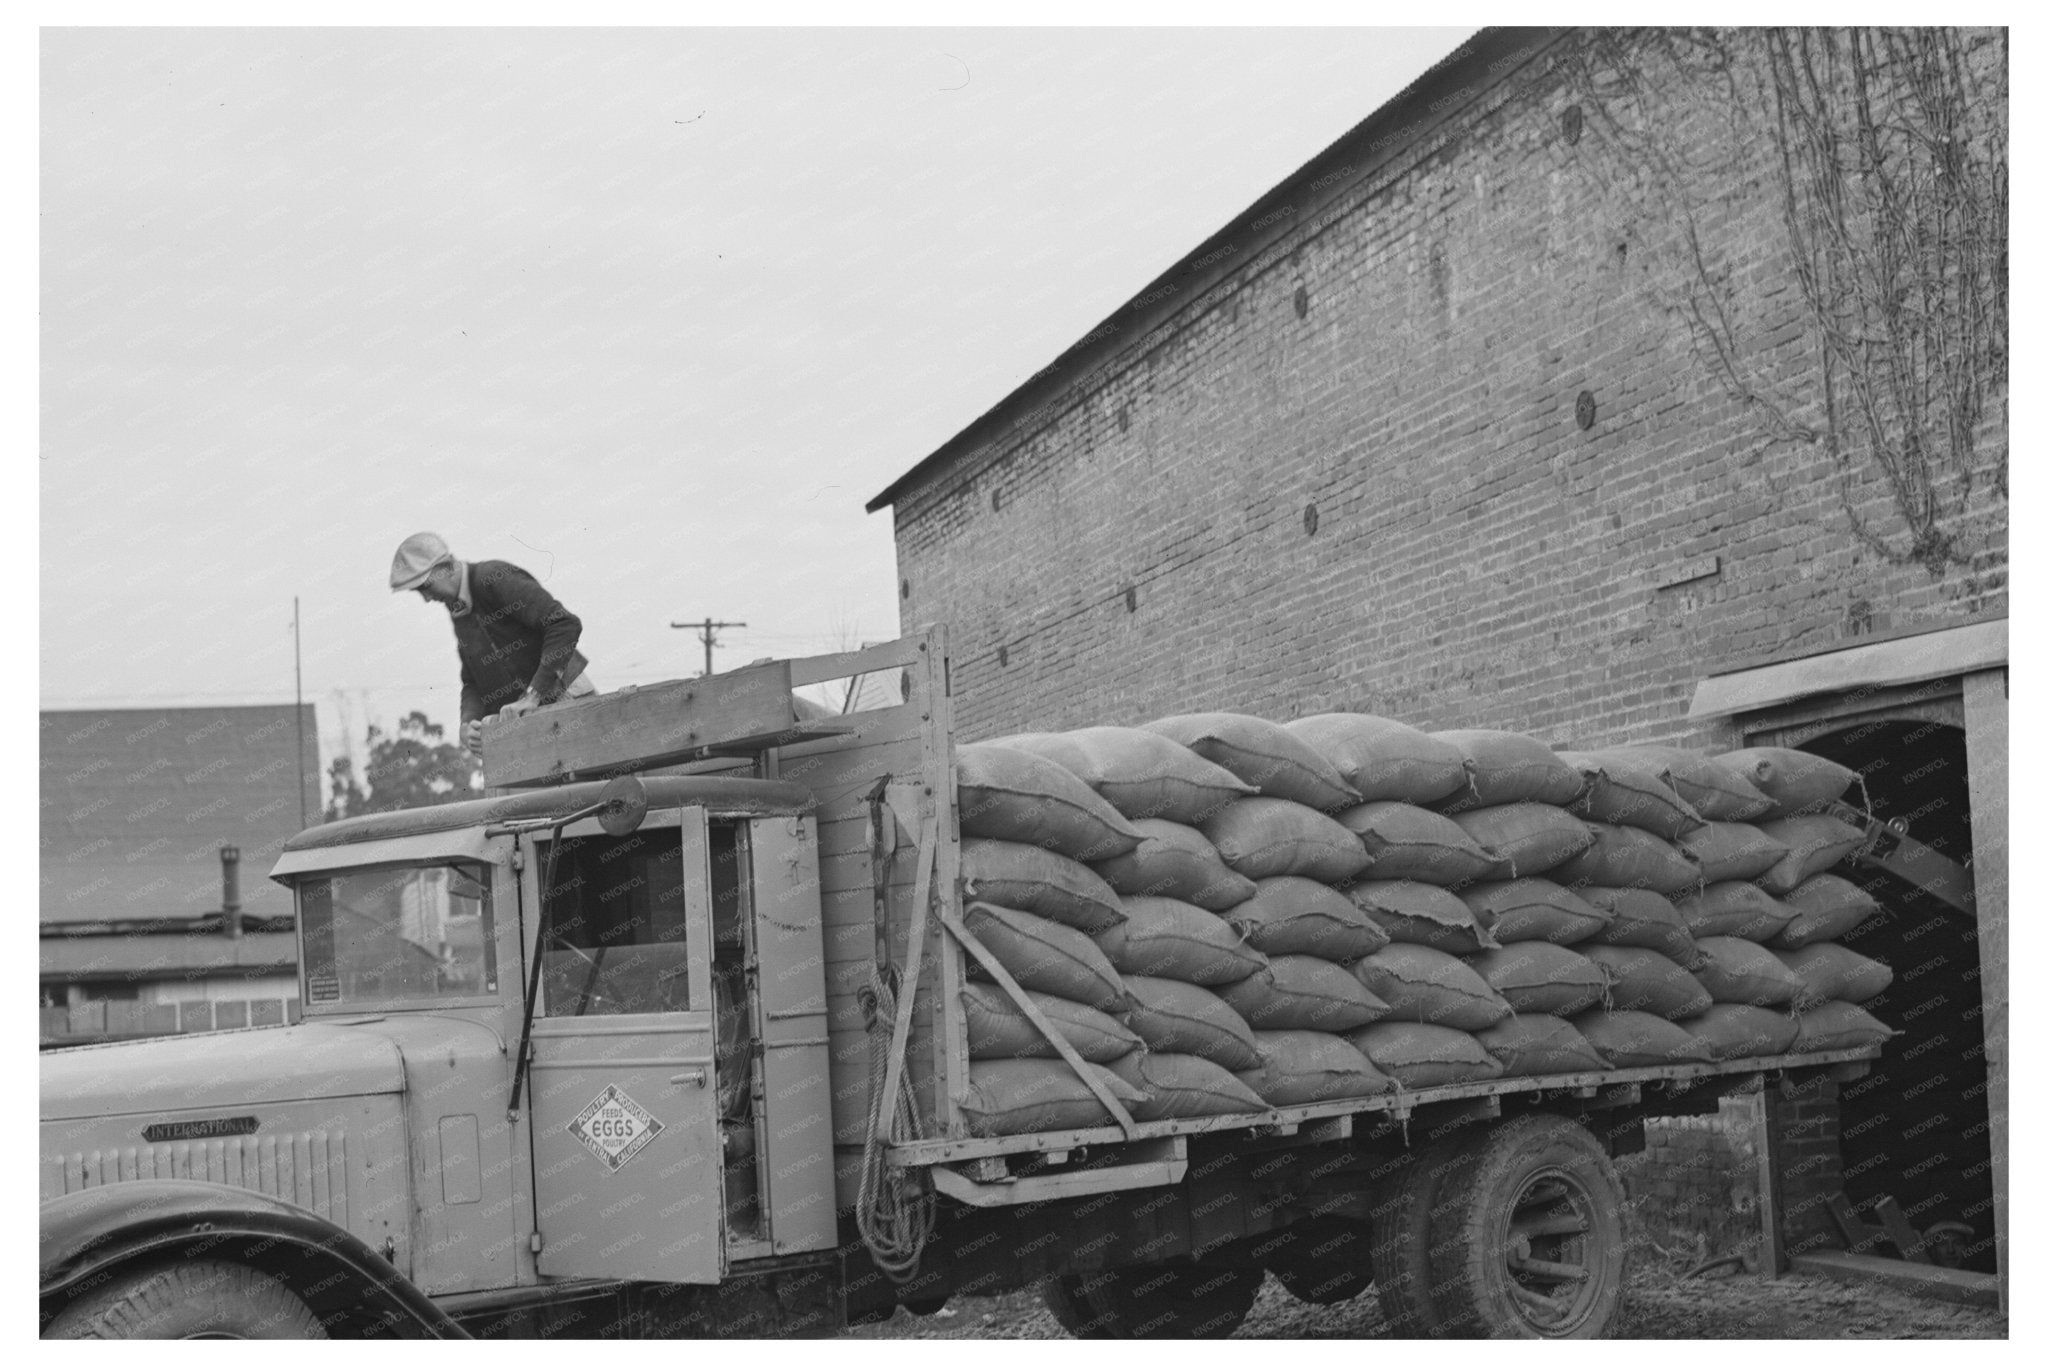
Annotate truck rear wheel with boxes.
[1043,1262,1262,1339]
[1367,1136,1482,1337]
[1425,1115,1627,1339]
[47,1260,328,1339]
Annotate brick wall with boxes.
[1621,1105,1761,1261]
[886,28,2007,751]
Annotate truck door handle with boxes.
[670,1069,708,1088]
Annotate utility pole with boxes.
[671,618,747,676]
[292,597,307,827]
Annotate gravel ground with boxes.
[846,1259,2005,1340]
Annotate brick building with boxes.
[871,29,2006,1293]
[40,704,320,1045]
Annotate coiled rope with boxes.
[855,969,934,1281]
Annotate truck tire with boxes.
[1040,1276,1114,1338]
[1367,1136,1483,1337]
[1264,1218,1373,1305]
[47,1260,328,1339]
[1043,1262,1262,1339]
[1425,1114,1627,1339]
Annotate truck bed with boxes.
[888,1045,1879,1169]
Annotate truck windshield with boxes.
[298,862,498,1007]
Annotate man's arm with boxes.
[458,649,485,726]
[483,562,584,702]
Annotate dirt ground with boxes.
[846,1259,2006,1340]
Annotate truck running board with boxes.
[929,1138,1188,1207]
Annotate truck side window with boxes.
[539,829,689,1016]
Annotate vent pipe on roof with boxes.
[220,845,242,939]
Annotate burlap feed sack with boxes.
[1236,1029,1394,1105]
[1093,895,1268,986]
[1201,796,1375,883]
[1108,1050,1270,1120]
[1561,749,1708,839]
[1774,943,1893,1007]
[1117,974,1263,1071]
[1430,729,1587,811]
[1676,880,1797,942]
[1224,875,1391,961]
[1682,1003,1799,1059]
[1614,745,1774,822]
[1477,1015,1608,1077]
[1580,887,1704,967]
[1334,801,1502,885]
[955,744,1144,862]
[1344,1022,1506,1088]
[1717,747,1860,819]
[1770,874,1882,949]
[1552,822,1703,898]
[1791,1000,1895,1053]
[1284,713,1470,805]
[1142,713,1361,812]
[961,838,1127,934]
[961,981,1143,1062]
[1460,878,1611,946]
[1679,822,1794,883]
[1091,817,1258,911]
[1754,814,1866,894]
[1214,954,1390,1032]
[988,727,1257,824]
[959,1058,1149,1137]
[1578,944,1714,1020]
[1450,803,1597,878]
[1690,935,1806,1007]
[1571,1009,1717,1067]
[1345,879,1498,954]
[962,901,1128,1012]
[1350,943,1512,1030]
[1464,942,1612,1016]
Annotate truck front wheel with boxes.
[1425,1115,1627,1339]
[1043,1262,1262,1339]
[46,1260,329,1340]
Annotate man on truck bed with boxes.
[389,531,596,753]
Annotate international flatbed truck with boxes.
[39,629,1880,1339]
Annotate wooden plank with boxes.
[482,660,797,787]
[1962,668,2008,1314]
[918,626,971,1135]
[1874,1196,1931,1264]
[1756,1084,1789,1278]
[1790,1251,2001,1308]
[773,707,926,767]
[1690,618,2006,721]
[788,636,930,688]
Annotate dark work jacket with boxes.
[451,560,587,724]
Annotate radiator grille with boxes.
[56,1130,350,1225]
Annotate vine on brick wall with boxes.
[1567,27,2007,576]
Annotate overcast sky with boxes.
[39,25,1475,783]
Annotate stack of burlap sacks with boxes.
[949,716,1896,1138]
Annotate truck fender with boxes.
[40,1179,467,1339]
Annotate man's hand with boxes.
[499,689,541,721]
[462,719,485,755]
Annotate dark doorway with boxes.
[1799,720,1994,1272]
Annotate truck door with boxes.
[526,807,722,1283]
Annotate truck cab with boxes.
[40,774,834,1337]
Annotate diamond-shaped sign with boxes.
[567,1084,665,1173]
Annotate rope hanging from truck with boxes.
[856,966,935,1281]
